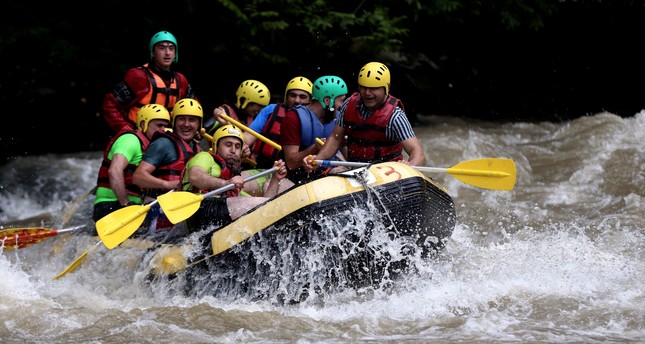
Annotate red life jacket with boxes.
[145,131,201,198]
[96,130,149,198]
[253,104,287,168]
[343,92,404,163]
[126,63,181,124]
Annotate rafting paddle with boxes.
[157,167,278,224]
[315,138,346,161]
[55,196,166,280]
[95,197,165,250]
[0,225,86,250]
[52,241,101,280]
[55,195,170,280]
[219,114,282,150]
[55,193,173,280]
[313,158,517,191]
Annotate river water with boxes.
[1,111,643,343]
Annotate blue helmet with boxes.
[149,31,178,63]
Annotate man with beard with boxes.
[183,125,293,231]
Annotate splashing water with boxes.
[1,112,643,342]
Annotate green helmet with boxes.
[358,62,390,95]
[149,31,178,63]
[136,104,170,132]
[313,75,348,111]
[236,80,271,109]
[284,76,313,102]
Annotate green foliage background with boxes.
[1,0,644,159]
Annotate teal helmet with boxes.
[313,75,348,111]
[149,31,178,63]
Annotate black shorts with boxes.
[186,197,232,232]
[93,201,122,221]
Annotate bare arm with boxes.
[132,161,180,191]
[243,132,256,147]
[317,125,345,160]
[188,165,242,191]
[302,125,345,172]
[283,144,317,170]
[263,160,288,198]
[401,137,426,166]
[107,153,131,205]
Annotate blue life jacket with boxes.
[295,105,326,148]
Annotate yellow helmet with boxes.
[358,62,390,95]
[136,104,171,132]
[284,76,313,102]
[236,80,271,109]
[171,98,203,127]
[212,124,244,148]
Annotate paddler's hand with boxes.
[212,107,229,125]
[272,159,288,180]
[241,144,251,159]
[303,155,317,172]
[164,179,181,191]
[228,175,245,190]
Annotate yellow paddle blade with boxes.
[314,158,516,191]
[158,167,276,224]
[157,192,205,224]
[96,205,151,249]
[446,158,516,191]
[53,250,88,280]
